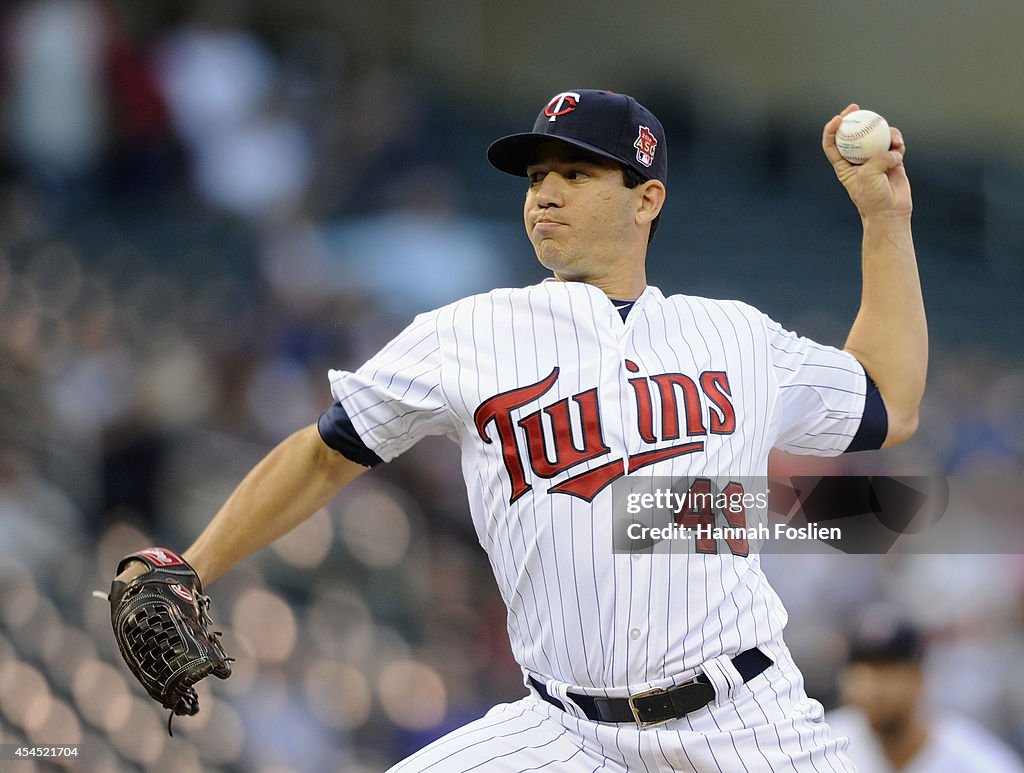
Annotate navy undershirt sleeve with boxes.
[844,372,889,453]
[317,401,384,467]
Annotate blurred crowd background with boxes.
[0,1,1022,771]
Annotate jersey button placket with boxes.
[620,346,648,460]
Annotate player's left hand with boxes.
[823,103,912,220]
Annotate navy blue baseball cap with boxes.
[847,605,925,663]
[487,89,667,184]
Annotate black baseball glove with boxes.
[107,547,232,734]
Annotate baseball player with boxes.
[828,605,1024,772]
[113,89,926,770]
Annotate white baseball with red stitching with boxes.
[836,109,891,164]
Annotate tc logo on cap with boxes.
[544,91,581,122]
[634,126,658,168]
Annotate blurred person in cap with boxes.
[828,604,1024,772]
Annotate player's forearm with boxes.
[183,424,366,585]
[844,215,927,445]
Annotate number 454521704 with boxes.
[12,746,80,758]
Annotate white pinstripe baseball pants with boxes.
[388,638,855,773]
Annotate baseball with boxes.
[835,109,891,164]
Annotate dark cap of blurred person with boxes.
[846,604,924,666]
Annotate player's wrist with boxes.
[115,559,148,583]
[860,210,912,227]
[860,215,915,250]
[181,548,216,588]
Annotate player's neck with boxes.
[552,263,647,301]
[877,716,930,769]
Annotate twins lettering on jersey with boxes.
[474,359,736,504]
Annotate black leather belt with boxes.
[528,648,772,727]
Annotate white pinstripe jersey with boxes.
[328,279,867,691]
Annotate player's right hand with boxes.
[822,103,912,220]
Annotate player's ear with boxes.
[636,179,666,227]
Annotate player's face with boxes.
[524,142,643,282]
[839,661,923,734]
